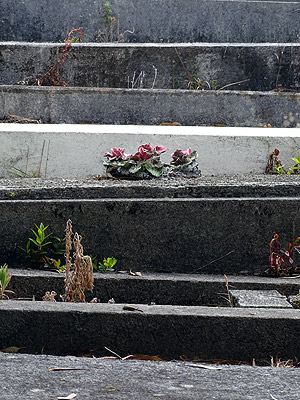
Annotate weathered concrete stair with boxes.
[1,125,300,177]
[1,42,299,126]
[1,270,300,362]
[1,176,300,275]
[1,0,300,43]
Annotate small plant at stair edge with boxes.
[267,232,300,276]
[169,148,200,177]
[0,264,14,300]
[265,148,300,175]
[96,2,134,42]
[20,223,65,270]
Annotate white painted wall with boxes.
[1,124,300,178]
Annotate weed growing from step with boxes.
[33,27,83,86]
[267,232,300,276]
[265,148,300,175]
[0,264,14,300]
[96,2,134,42]
[20,223,65,269]
[62,219,93,302]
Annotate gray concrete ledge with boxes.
[2,125,300,178]
[8,269,300,305]
[1,0,300,43]
[3,175,300,199]
[1,300,300,361]
[1,43,300,91]
[2,354,300,400]
[1,196,300,274]
[2,86,300,127]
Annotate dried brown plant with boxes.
[62,219,94,302]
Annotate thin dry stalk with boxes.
[224,274,233,307]
[62,219,94,302]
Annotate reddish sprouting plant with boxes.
[132,144,167,161]
[170,148,193,166]
[104,144,167,179]
[34,27,83,87]
[268,232,300,276]
[104,148,132,161]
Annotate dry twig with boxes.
[62,220,93,302]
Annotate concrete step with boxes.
[1,86,300,127]
[1,176,300,274]
[9,270,300,305]
[2,354,300,400]
[1,43,299,91]
[1,0,300,43]
[2,271,300,363]
[1,125,300,178]
[1,299,300,362]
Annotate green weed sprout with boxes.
[0,264,14,299]
[20,223,65,269]
[99,257,117,272]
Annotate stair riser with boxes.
[1,0,300,43]
[1,198,299,274]
[1,301,300,361]
[1,43,300,91]
[1,86,300,127]
[1,125,300,178]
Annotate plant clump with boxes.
[104,144,167,179]
[0,264,14,300]
[33,27,83,87]
[20,223,65,270]
[103,145,201,179]
[62,220,94,302]
[96,2,134,43]
[168,148,200,177]
[265,148,300,175]
[267,232,300,277]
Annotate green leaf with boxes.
[129,164,142,174]
[144,163,163,177]
[28,238,39,246]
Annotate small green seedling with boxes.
[20,223,65,268]
[0,264,14,299]
[99,257,117,272]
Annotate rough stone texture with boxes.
[1,354,300,400]
[2,195,300,274]
[1,0,300,43]
[2,175,300,199]
[2,86,300,127]
[1,301,300,361]
[1,43,300,91]
[8,269,300,304]
[2,125,300,178]
[230,289,292,308]
[2,176,300,274]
